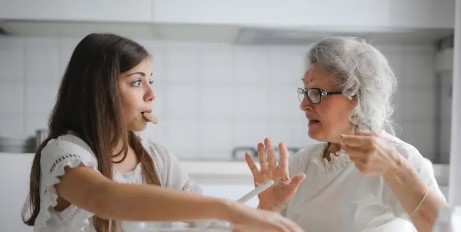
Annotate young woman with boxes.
[21,33,303,232]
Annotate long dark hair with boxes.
[22,33,161,232]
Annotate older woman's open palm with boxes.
[245,138,306,212]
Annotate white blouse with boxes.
[282,132,445,232]
[34,134,200,232]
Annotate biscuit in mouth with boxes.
[142,112,158,124]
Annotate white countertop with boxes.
[0,152,448,175]
[181,161,250,175]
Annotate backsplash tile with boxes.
[234,119,269,147]
[234,46,269,84]
[401,121,436,160]
[164,83,200,118]
[24,83,58,115]
[268,84,302,118]
[198,119,233,160]
[0,83,24,115]
[267,46,307,84]
[200,44,234,84]
[24,112,49,136]
[199,84,234,118]
[164,43,200,83]
[401,50,436,87]
[0,114,24,138]
[234,85,268,118]
[163,118,200,159]
[401,86,436,121]
[24,38,59,83]
[0,37,24,82]
[0,36,444,162]
[57,38,79,76]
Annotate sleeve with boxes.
[35,134,99,228]
[384,144,446,219]
[145,141,202,194]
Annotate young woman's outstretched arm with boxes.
[56,166,304,232]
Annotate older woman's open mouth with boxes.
[308,119,321,126]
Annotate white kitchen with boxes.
[0,0,460,231]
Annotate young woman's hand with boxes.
[245,138,306,212]
[227,201,305,232]
[340,131,401,176]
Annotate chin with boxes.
[127,123,147,132]
[308,130,321,140]
[136,125,147,131]
[308,130,330,142]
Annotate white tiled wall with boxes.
[0,36,440,161]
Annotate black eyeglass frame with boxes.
[297,87,343,104]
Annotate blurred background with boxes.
[0,0,456,164]
[0,1,459,231]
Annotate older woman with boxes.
[245,37,446,232]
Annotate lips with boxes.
[306,114,321,126]
[308,120,321,127]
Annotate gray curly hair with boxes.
[306,37,397,133]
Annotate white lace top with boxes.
[34,134,201,232]
[282,132,445,232]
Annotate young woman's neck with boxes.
[112,139,129,162]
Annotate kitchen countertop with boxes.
[0,152,449,182]
[181,161,250,175]
[180,161,450,186]
[0,153,451,232]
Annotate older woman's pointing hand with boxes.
[340,131,402,176]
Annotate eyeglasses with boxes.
[297,88,342,104]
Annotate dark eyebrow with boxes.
[126,72,153,77]
[127,72,145,77]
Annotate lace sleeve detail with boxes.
[49,153,81,173]
[34,134,99,230]
[180,179,202,193]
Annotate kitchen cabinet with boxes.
[0,0,455,43]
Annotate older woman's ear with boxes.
[347,94,358,109]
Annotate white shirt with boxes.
[34,134,200,232]
[282,132,445,232]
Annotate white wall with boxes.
[0,36,438,161]
[448,0,461,206]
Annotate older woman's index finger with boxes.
[340,134,368,147]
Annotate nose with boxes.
[144,85,155,102]
[299,96,312,111]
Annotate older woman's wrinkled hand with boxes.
[340,131,401,176]
[245,138,306,212]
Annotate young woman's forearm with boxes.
[383,153,447,232]
[93,182,233,222]
[57,167,237,223]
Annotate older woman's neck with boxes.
[323,142,342,161]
